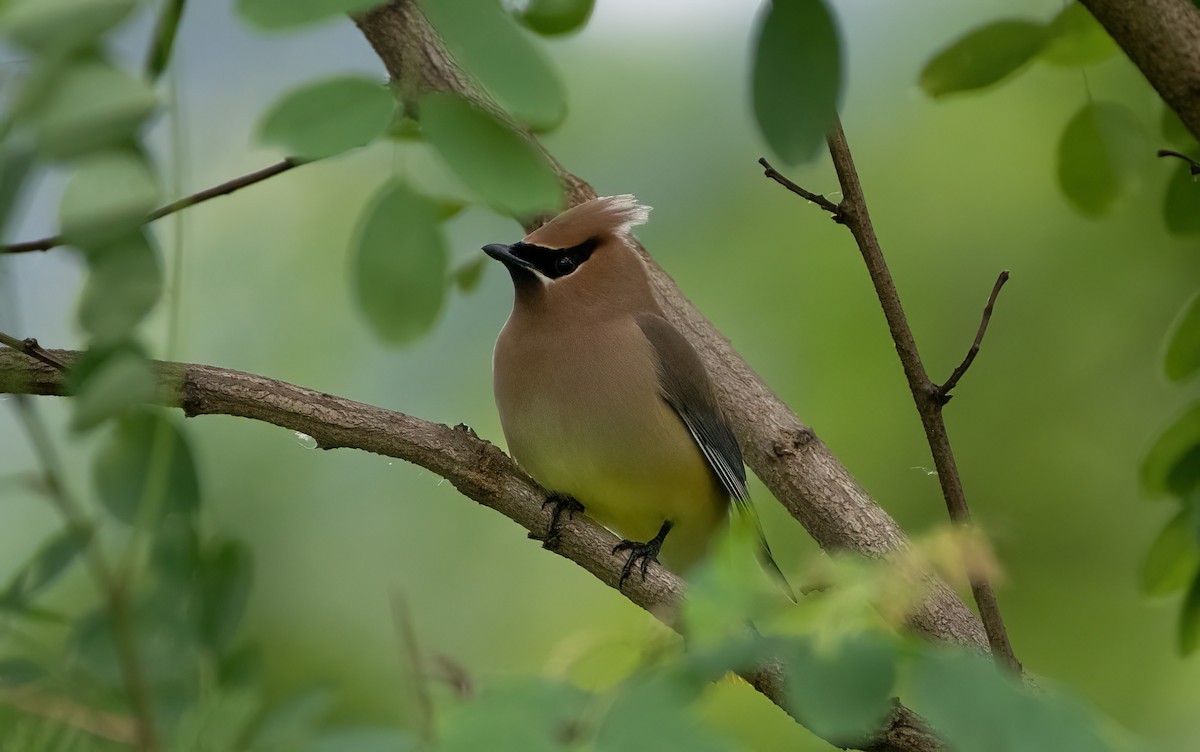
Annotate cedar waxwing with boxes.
[485,196,780,588]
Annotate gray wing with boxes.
[637,314,793,600]
[635,314,749,503]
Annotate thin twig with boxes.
[758,157,842,216]
[0,332,67,371]
[935,272,1010,404]
[0,687,138,744]
[0,158,303,255]
[760,121,1021,676]
[390,593,435,744]
[1157,149,1200,175]
[0,349,942,752]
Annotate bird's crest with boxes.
[526,195,651,248]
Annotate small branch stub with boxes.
[759,157,843,218]
[1157,149,1200,175]
[934,271,1010,406]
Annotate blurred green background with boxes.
[2,0,1197,749]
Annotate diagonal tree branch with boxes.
[1079,0,1200,142]
[354,0,990,654]
[0,348,941,752]
[761,121,1020,675]
[0,158,302,255]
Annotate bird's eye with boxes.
[554,255,577,275]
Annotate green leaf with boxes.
[70,350,159,432]
[1164,291,1200,381]
[421,93,563,216]
[70,597,200,689]
[59,151,158,249]
[310,729,421,752]
[1142,511,1200,596]
[0,658,48,687]
[34,58,157,161]
[0,526,92,612]
[1164,162,1200,237]
[423,0,566,130]
[783,634,896,745]
[236,0,384,30]
[518,0,595,37]
[1162,106,1195,149]
[350,181,447,344]
[0,0,136,53]
[1057,101,1147,217]
[920,20,1045,98]
[145,0,187,81]
[93,410,200,526]
[198,539,254,653]
[440,679,586,752]
[172,690,261,752]
[750,0,842,165]
[1182,568,1200,655]
[1040,3,1118,67]
[248,689,334,752]
[258,76,396,160]
[219,643,264,689]
[78,234,164,344]
[1142,403,1200,498]
[596,675,732,752]
[452,256,487,293]
[911,648,1108,752]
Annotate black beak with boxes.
[482,243,535,273]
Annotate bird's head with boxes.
[483,195,654,312]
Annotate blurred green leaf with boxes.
[596,674,732,752]
[78,234,164,344]
[681,519,778,645]
[310,728,420,752]
[1142,511,1200,597]
[518,0,595,37]
[1164,291,1200,381]
[236,0,383,30]
[351,180,447,344]
[93,410,200,526]
[1164,162,1200,237]
[70,596,200,689]
[0,658,47,686]
[151,514,203,584]
[452,255,487,293]
[423,0,566,130]
[248,689,334,752]
[59,151,158,249]
[440,679,586,752]
[1040,3,1117,67]
[219,643,264,689]
[173,690,261,752]
[34,58,157,161]
[0,526,92,612]
[1182,569,1200,655]
[920,20,1045,98]
[1057,102,1147,217]
[198,539,253,653]
[1162,106,1196,149]
[70,349,159,432]
[750,0,841,165]
[1142,403,1200,498]
[0,0,135,53]
[145,0,187,81]
[784,634,896,745]
[421,93,563,216]
[258,76,395,160]
[911,648,1108,752]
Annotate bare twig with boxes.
[356,0,990,655]
[1157,149,1200,175]
[761,120,1020,675]
[935,272,1010,404]
[0,349,942,752]
[0,332,66,371]
[0,158,302,255]
[758,157,842,216]
[0,686,138,744]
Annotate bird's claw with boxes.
[612,521,672,590]
[532,492,584,549]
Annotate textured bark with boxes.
[1080,0,1200,141]
[0,349,942,752]
[355,0,988,652]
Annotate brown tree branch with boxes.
[761,120,1020,675]
[0,333,66,371]
[354,0,990,655]
[936,272,1010,403]
[0,158,302,255]
[1079,0,1200,142]
[0,348,941,752]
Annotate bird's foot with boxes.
[612,520,673,590]
[531,492,584,549]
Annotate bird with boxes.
[484,195,784,590]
